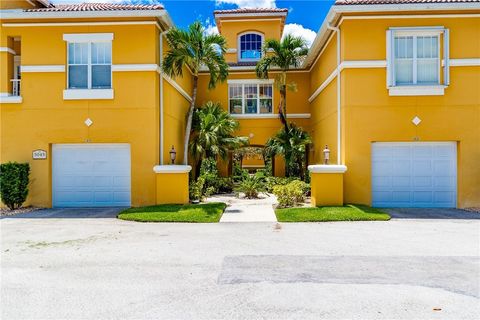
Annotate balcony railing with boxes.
[10,79,20,96]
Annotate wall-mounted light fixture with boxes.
[169,145,177,164]
[323,145,330,165]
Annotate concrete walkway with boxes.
[207,193,278,222]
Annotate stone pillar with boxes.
[308,165,347,206]
[153,165,192,204]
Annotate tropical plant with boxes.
[265,124,312,179]
[273,180,309,208]
[163,22,229,165]
[235,175,266,199]
[189,101,248,172]
[255,34,309,131]
[0,162,30,210]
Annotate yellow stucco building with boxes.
[1,0,479,208]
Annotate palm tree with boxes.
[255,34,309,131]
[163,21,229,165]
[189,101,248,176]
[265,124,311,179]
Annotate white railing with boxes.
[10,79,20,96]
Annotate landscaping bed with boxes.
[275,204,390,222]
[117,202,226,223]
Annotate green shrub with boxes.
[265,176,296,193]
[217,177,234,193]
[273,180,309,208]
[0,162,30,210]
[199,158,219,193]
[235,175,265,199]
[189,177,205,201]
[233,167,249,182]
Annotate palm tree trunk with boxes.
[279,85,289,133]
[183,76,198,165]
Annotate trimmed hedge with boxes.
[0,162,30,210]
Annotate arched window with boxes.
[238,32,263,61]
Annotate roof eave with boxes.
[214,12,288,18]
[302,2,480,69]
[0,9,169,21]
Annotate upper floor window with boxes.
[64,33,113,90]
[394,35,439,85]
[229,81,273,115]
[239,32,263,61]
[387,27,449,96]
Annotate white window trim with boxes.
[228,80,274,116]
[64,34,113,99]
[237,31,264,62]
[63,88,114,100]
[386,27,449,96]
[63,33,113,43]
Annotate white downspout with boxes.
[327,23,341,165]
[159,30,168,164]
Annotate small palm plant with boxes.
[265,124,312,179]
[189,101,249,174]
[163,21,229,165]
[255,34,309,131]
[235,175,266,199]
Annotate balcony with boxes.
[0,79,22,103]
[11,79,20,96]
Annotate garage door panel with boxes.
[393,146,411,158]
[392,176,410,188]
[53,144,131,207]
[413,145,433,158]
[372,142,456,208]
[393,191,411,202]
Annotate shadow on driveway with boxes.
[385,208,480,220]
[1,207,125,219]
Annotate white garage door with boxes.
[53,144,131,207]
[372,142,456,208]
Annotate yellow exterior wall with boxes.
[0,0,37,10]
[161,37,193,165]
[309,34,339,164]
[310,172,344,206]
[217,18,283,63]
[0,21,162,207]
[197,71,311,146]
[339,17,480,208]
[155,172,189,204]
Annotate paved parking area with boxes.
[1,211,479,319]
[386,208,480,219]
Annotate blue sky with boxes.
[55,0,336,46]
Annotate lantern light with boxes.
[323,145,330,165]
[169,145,177,164]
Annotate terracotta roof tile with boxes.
[214,8,288,15]
[25,3,164,12]
[335,0,479,5]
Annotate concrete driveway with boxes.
[1,207,125,219]
[1,212,479,319]
[386,208,480,219]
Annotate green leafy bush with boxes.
[233,164,249,182]
[189,177,205,201]
[273,180,309,208]
[217,177,234,193]
[199,158,219,193]
[235,175,266,199]
[265,176,296,193]
[0,162,30,210]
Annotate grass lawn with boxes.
[275,204,390,222]
[117,202,227,223]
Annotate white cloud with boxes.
[282,23,316,48]
[204,18,219,35]
[215,0,276,8]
